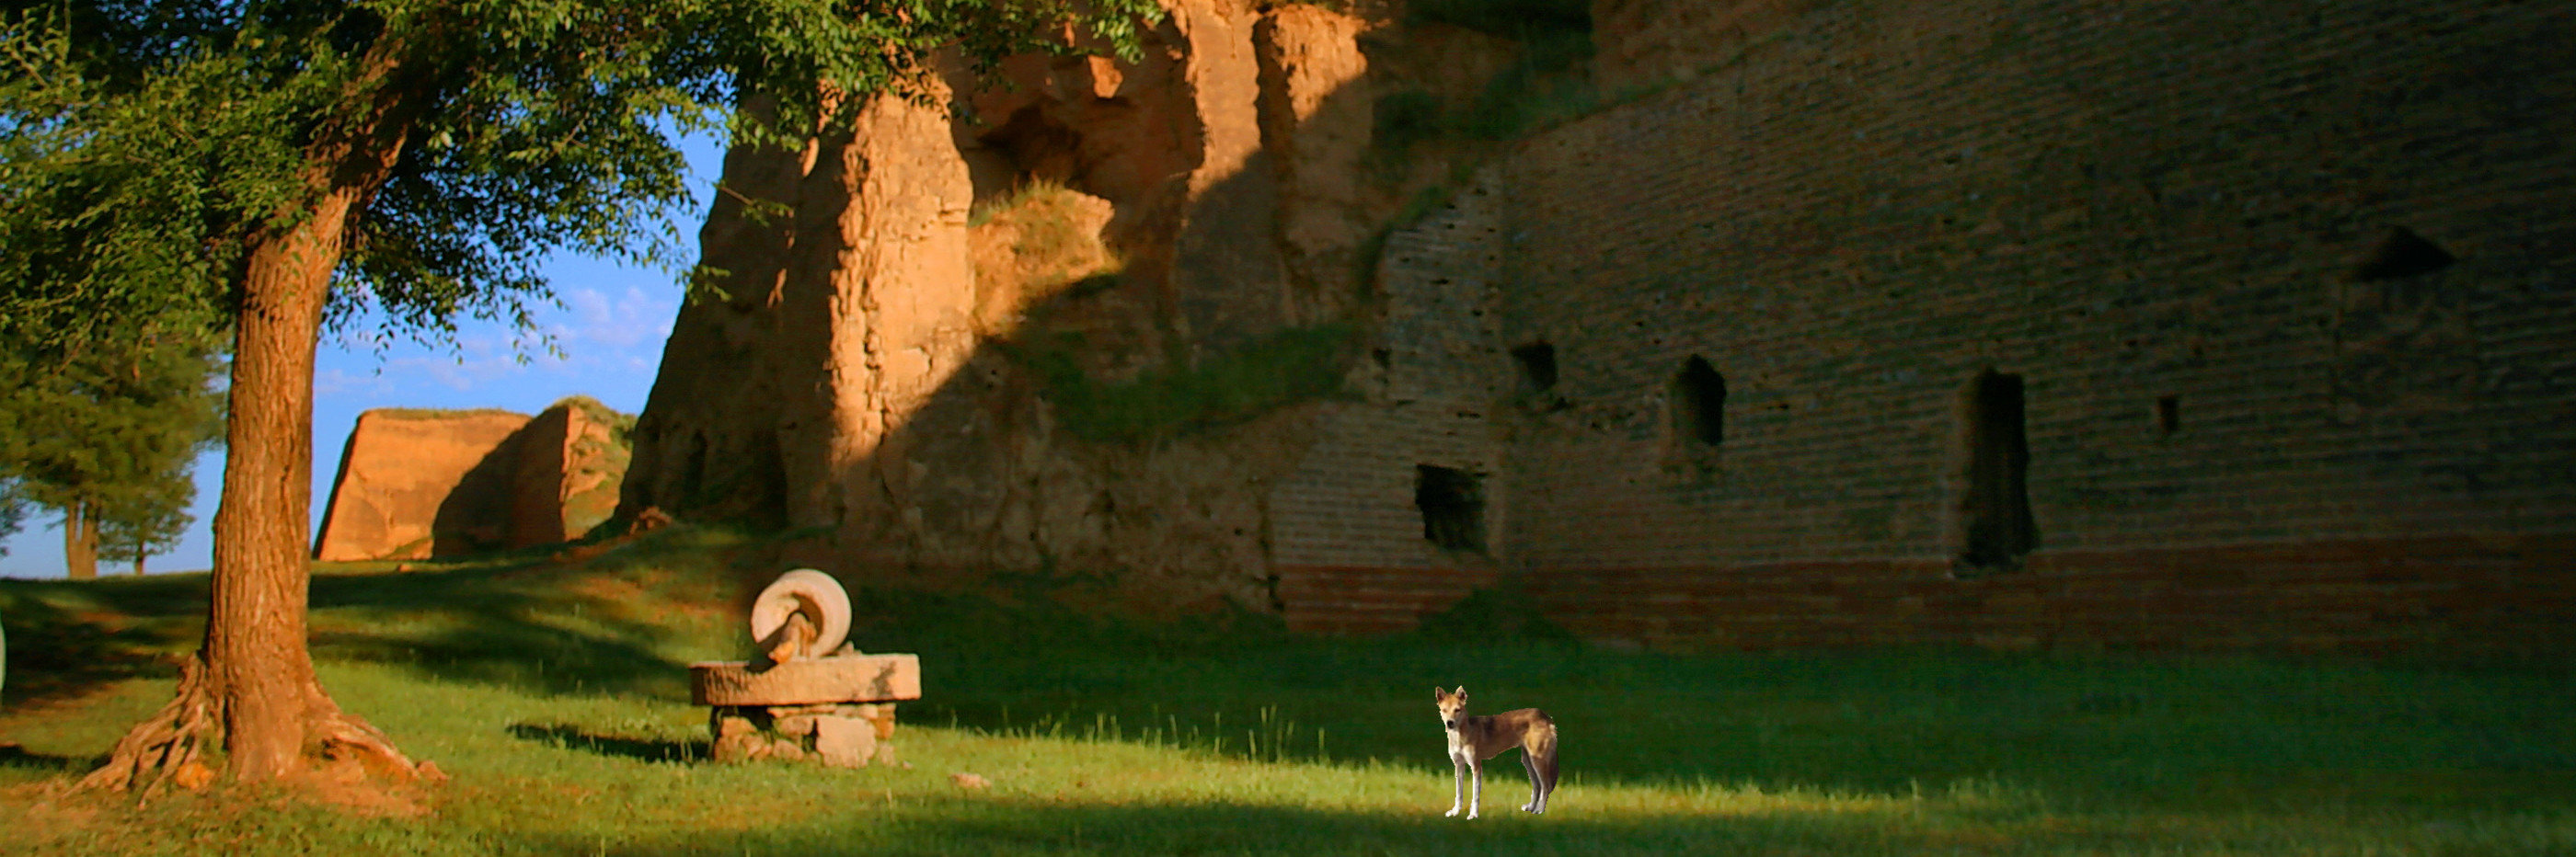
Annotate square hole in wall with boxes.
[1510,341,1558,394]
[1671,356,1726,447]
[1415,464,1486,554]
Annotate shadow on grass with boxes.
[0,528,742,707]
[825,578,2576,815]
[506,722,709,764]
[502,796,2134,857]
[0,742,101,774]
[10,529,2575,825]
[0,576,204,708]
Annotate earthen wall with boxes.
[1271,173,1512,632]
[1478,0,2576,650]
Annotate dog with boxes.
[1434,686,1558,818]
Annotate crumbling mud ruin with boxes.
[316,398,632,561]
[604,0,2573,653]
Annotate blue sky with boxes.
[0,134,726,579]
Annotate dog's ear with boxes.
[1455,686,1468,700]
[1433,686,1445,702]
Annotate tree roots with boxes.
[76,655,218,798]
[75,654,441,798]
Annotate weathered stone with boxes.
[712,729,766,763]
[688,655,923,707]
[856,703,898,741]
[622,0,1358,619]
[1255,4,1374,322]
[316,400,630,561]
[505,399,627,548]
[812,715,878,768]
[774,714,821,740]
[750,569,851,661]
[316,410,531,561]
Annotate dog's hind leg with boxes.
[1535,750,1558,814]
[1523,752,1546,812]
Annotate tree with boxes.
[0,478,28,553]
[97,463,200,576]
[2,0,1158,794]
[1,333,223,580]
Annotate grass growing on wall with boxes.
[1005,322,1360,444]
[4,527,2574,855]
[1358,0,1601,279]
[360,406,529,420]
[1381,0,1598,148]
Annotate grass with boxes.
[4,526,2574,855]
[1001,322,1359,444]
[363,406,530,420]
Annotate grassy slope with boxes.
[2,528,2571,855]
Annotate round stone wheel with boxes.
[750,568,851,660]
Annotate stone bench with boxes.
[691,653,921,767]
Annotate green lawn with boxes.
[3,527,2570,855]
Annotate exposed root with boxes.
[75,656,219,799]
[304,692,441,784]
[75,657,443,799]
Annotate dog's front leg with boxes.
[1466,758,1484,819]
[1444,754,1465,817]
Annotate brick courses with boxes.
[1273,0,2576,651]
[1270,174,1512,633]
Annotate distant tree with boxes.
[0,477,28,554]
[2,332,223,580]
[96,451,204,577]
[1,0,1158,794]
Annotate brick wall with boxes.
[1271,173,1512,633]
[1287,0,2576,650]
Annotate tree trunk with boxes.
[63,499,98,580]
[207,185,359,780]
[133,553,146,576]
[82,24,447,794]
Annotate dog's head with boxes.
[1434,686,1469,730]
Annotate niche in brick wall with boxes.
[1670,356,1726,447]
[1415,464,1486,554]
[2345,227,2456,282]
[1510,342,1558,394]
[1955,370,2036,572]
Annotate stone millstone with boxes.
[689,654,922,707]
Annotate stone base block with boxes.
[707,703,901,768]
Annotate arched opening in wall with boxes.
[1956,370,2036,571]
[2346,226,2456,281]
[679,431,709,507]
[2155,394,2180,436]
[1415,464,1486,554]
[976,105,1087,197]
[1670,356,1725,447]
[1510,341,1558,394]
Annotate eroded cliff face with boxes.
[620,83,979,532]
[624,1,1527,612]
[317,401,628,561]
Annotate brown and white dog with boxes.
[1434,686,1558,817]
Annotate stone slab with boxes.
[813,715,879,768]
[689,654,922,706]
